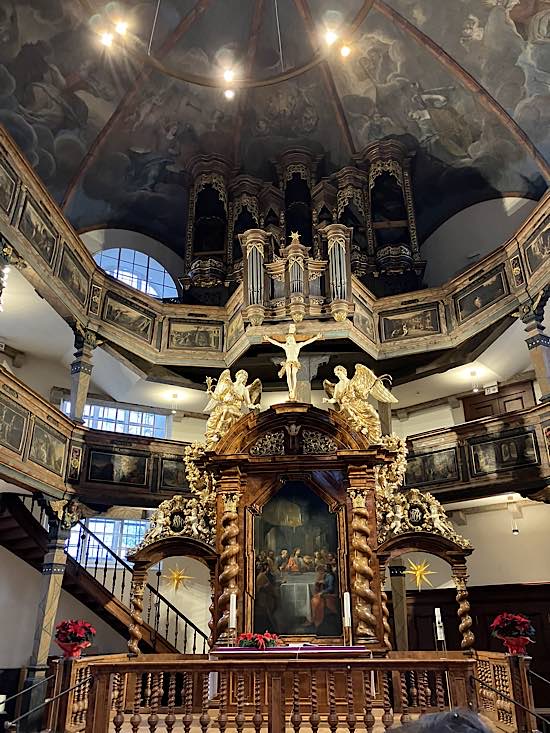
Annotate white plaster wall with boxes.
[385,500,550,591]
[0,545,126,669]
[392,404,458,439]
[422,197,537,287]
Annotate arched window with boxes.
[94,248,179,299]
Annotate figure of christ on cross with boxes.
[263,324,323,401]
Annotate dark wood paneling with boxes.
[462,381,535,422]
[388,582,550,707]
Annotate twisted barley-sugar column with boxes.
[378,565,393,650]
[453,565,475,650]
[349,489,378,640]
[128,573,146,656]
[217,493,240,640]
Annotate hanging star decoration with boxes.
[162,565,194,592]
[404,558,436,591]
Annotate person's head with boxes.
[268,550,275,558]
[280,548,288,558]
[389,710,492,733]
[335,366,347,379]
[293,547,301,556]
[235,369,248,384]
[473,296,482,309]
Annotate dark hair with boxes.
[391,711,492,733]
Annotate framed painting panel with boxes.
[28,420,67,476]
[468,430,539,477]
[19,196,57,267]
[226,313,244,349]
[168,321,222,350]
[0,157,17,214]
[160,458,189,492]
[59,246,90,306]
[88,449,149,486]
[380,305,440,342]
[454,269,508,323]
[103,294,155,342]
[524,228,550,276]
[0,392,29,454]
[253,481,342,638]
[404,447,460,487]
[354,304,375,341]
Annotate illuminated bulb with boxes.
[223,68,234,82]
[340,44,351,57]
[115,21,128,35]
[100,32,113,47]
[2,266,10,274]
[224,88,235,100]
[325,29,338,45]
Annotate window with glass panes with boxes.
[67,518,149,565]
[93,247,178,299]
[61,400,168,438]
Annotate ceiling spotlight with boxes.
[325,29,338,46]
[223,68,235,82]
[115,21,128,35]
[224,88,235,100]
[100,32,113,47]
[512,520,519,536]
[340,44,351,57]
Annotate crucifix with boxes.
[264,324,323,401]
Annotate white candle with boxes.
[343,591,352,626]
[435,607,445,642]
[229,592,237,630]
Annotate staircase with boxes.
[0,493,208,655]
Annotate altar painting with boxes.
[254,482,341,638]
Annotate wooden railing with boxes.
[67,652,479,733]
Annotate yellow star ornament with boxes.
[404,558,436,591]
[162,565,194,592]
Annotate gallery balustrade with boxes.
[1,125,549,372]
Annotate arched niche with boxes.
[126,506,217,656]
[377,532,474,652]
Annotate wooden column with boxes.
[389,561,408,651]
[508,655,538,733]
[452,564,475,651]
[522,307,550,401]
[22,511,71,731]
[69,327,98,423]
[216,470,244,644]
[347,465,379,644]
[128,566,147,656]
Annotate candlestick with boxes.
[229,592,237,631]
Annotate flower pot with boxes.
[56,641,91,659]
[497,635,532,656]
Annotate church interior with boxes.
[0,1,550,731]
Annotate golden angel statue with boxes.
[264,324,323,401]
[204,369,262,447]
[323,364,398,442]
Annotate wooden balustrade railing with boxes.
[67,652,479,733]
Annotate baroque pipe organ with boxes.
[180,139,426,310]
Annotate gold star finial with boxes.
[289,231,301,244]
[404,558,436,591]
[162,565,194,592]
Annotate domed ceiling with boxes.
[1,0,548,255]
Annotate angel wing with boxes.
[204,369,231,414]
[323,379,336,399]
[248,378,262,406]
[352,364,398,404]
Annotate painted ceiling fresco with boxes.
[0,0,548,253]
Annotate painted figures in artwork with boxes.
[254,482,341,637]
[204,369,262,447]
[323,364,398,443]
[264,325,323,401]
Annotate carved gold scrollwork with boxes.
[250,431,285,456]
[128,578,146,655]
[453,571,475,650]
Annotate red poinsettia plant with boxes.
[490,613,535,655]
[237,631,281,650]
[55,619,96,645]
